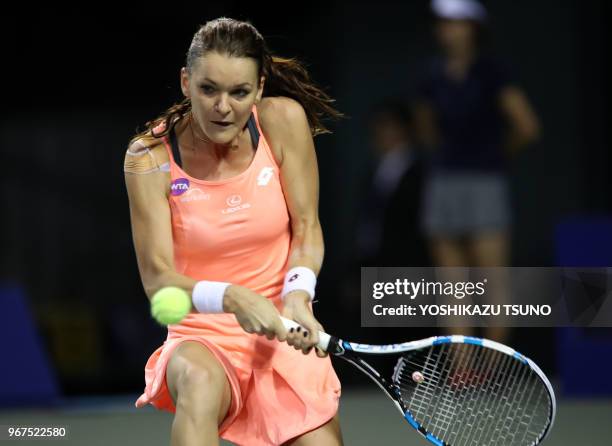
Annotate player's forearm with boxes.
[140,265,197,301]
[287,218,324,276]
[143,268,237,314]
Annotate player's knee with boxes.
[173,365,229,425]
[176,362,225,397]
[167,342,231,424]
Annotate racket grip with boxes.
[280,316,332,352]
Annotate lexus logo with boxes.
[226,195,242,207]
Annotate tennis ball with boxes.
[151,286,192,325]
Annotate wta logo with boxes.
[171,178,190,196]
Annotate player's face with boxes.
[181,51,264,145]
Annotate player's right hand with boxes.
[223,284,288,342]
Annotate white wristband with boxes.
[281,267,317,301]
[192,281,230,313]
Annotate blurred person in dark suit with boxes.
[356,101,430,268]
[342,101,428,324]
[340,101,432,348]
[414,0,541,341]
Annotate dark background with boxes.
[1,1,610,396]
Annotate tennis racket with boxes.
[281,317,556,446]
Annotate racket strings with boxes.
[446,344,504,445]
[449,345,503,445]
[466,348,519,444]
[491,357,532,444]
[471,350,524,445]
[393,344,552,445]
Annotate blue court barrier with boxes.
[0,284,61,407]
[555,216,612,397]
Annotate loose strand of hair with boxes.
[264,56,344,136]
[129,98,192,146]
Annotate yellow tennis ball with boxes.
[151,287,192,325]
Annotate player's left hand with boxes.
[281,291,327,357]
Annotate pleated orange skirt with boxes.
[135,310,341,446]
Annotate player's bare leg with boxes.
[283,413,343,446]
[166,341,232,446]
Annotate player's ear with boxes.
[255,75,265,103]
[180,67,190,98]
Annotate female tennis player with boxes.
[124,18,343,446]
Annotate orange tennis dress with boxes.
[134,106,341,445]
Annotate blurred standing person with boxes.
[356,101,429,267]
[414,0,540,340]
[345,101,430,346]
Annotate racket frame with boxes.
[279,317,556,446]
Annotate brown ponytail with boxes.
[263,55,343,136]
[130,17,343,144]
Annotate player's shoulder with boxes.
[258,96,308,132]
[124,130,169,175]
[127,129,166,154]
[258,97,311,165]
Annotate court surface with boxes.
[1,390,611,445]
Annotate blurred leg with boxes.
[430,237,475,336]
[469,231,511,342]
[469,231,509,267]
[430,236,468,267]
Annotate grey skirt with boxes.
[422,171,511,237]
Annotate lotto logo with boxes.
[289,274,299,282]
[257,167,274,186]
